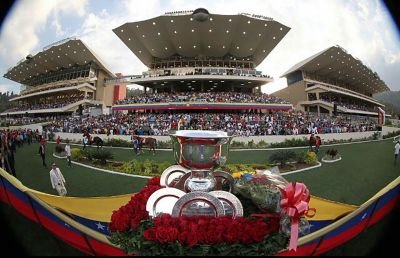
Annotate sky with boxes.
[0,0,399,95]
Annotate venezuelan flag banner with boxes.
[0,168,399,256]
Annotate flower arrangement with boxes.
[109,176,290,256]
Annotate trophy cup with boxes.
[147,130,242,218]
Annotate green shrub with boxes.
[71,148,83,161]
[54,145,64,154]
[82,149,94,161]
[92,149,114,165]
[326,148,339,158]
[158,161,171,173]
[304,151,318,165]
[383,130,400,139]
[296,151,307,164]
[269,137,309,148]
[48,132,55,141]
[156,140,172,149]
[230,141,246,149]
[247,140,255,148]
[269,150,297,167]
[256,140,269,148]
[104,138,131,147]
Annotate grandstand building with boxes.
[110,8,293,112]
[2,37,116,117]
[273,45,390,117]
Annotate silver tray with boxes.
[209,191,243,218]
[160,165,190,187]
[171,192,225,217]
[146,188,186,217]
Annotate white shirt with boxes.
[50,168,66,189]
[65,144,71,156]
[395,143,400,155]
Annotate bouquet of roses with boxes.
[233,167,288,213]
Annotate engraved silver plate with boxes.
[171,192,225,217]
[213,170,235,192]
[209,191,243,218]
[160,165,190,187]
[146,188,186,217]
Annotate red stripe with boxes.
[368,196,399,226]
[36,212,94,255]
[276,242,319,256]
[87,238,128,256]
[313,219,368,255]
[7,191,38,222]
[0,185,9,204]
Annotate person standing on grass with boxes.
[49,163,67,196]
[38,138,47,167]
[395,141,400,165]
[65,140,72,168]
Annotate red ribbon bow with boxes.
[280,182,315,251]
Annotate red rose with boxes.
[143,228,156,241]
[147,176,161,186]
[109,211,130,232]
[155,226,179,243]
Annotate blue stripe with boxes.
[74,215,111,236]
[2,178,31,206]
[324,203,375,238]
[373,184,400,212]
[30,196,82,234]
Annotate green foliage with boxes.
[256,140,269,148]
[92,149,114,165]
[268,150,297,167]
[230,141,246,149]
[383,130,400,139]
[296,151,307,164]
[116,159,171,176]
[54,145,65,154]
[304,151,318,165]
[269,137,309,148]
[385,120,393,126]
[48,132,55,141]
[326,148,339,158]
[156,140,172,149]
[247,140,255,148]
[104,138,131,147]
[71,148,83,161]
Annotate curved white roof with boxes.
[113,11,290,68]
[3,38,115,85]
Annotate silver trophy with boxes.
[170,130,233,192]
[149,130,242,218]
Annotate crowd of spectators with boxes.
[44,111,378,137]
[4,93,87,113]
[115,92,290,105]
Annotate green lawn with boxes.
[13,139,400,205]
[15,143,148,197]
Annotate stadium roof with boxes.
[281,45,390,95]
[3,38,115,86]
[113,9,290,68]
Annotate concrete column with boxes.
[317,105,320,116]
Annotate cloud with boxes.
[0,0,88,68]
[0,83,20,94]
[1,0,399,95]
